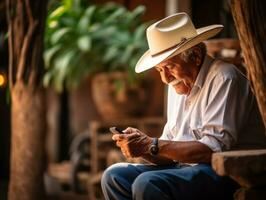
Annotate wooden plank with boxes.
[212,149,266,187]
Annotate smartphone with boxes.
[109,127,124,134]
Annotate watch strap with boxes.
[152,137,158,146]
[149,137,159,155]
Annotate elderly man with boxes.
[101,13,266,200]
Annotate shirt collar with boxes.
[194,55,214,89]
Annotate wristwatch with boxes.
[149,138,159,155]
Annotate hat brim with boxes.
[135,24,223,73]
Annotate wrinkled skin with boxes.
[112,127,152,158]
[155,49,202,95]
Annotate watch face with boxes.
[149,138,159,155]
[150,145,158,155]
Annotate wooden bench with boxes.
[212,149,266,200]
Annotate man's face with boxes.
[155,54,199,95]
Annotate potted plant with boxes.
[43,0,161,120]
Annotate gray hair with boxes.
[179,42,207,64]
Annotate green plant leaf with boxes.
[77,6,97,32]
[124,5,146,26]
[62,0,74,10]
[53,49,76,91]
[104,7,126,24]
[54,49,76,73]
[103,46,119,63]
[84,5,97,25]
[120,44,134,64]
[44,44,62,68]
[77,16,89,32]
[77,35,91,52]
[49,6,67,19]
[50,27,71,44]
[110,31,130,45]
[44,2,149,91]
[43,72,53,88]
[131,5,146,18]
[133,24,147,41]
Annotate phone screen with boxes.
[109,127,124,134]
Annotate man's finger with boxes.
[112,133,126,141]
[124,127,139,134]
[126,132,141,140]
[116,140,121,147]
[112,132,140,141]
[123,127,133,134]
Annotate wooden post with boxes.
[231,0,266,129]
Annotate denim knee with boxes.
[132,173,148,197]
[101,162,128,187]
[132,172,169,200]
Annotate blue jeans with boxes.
[101,162,238,200]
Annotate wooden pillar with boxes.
[231,0,266,128]
[166,0,191,16]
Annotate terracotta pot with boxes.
[91,72,152,120]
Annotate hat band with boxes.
[151,37,189,57]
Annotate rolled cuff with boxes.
[198,135,222,152]
[159,134,169,140]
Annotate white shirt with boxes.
[160,55,266,152]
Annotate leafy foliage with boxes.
[43,0,149,92]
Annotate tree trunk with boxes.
[6,0,48,199]
[9,81,46,199]
[231,0,266,129]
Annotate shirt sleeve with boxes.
[197,73,251,152]
[160,122,170,140]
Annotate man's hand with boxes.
[112,127,152,159]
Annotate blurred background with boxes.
[0,0,243,199]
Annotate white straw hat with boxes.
[135,12,223,73]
